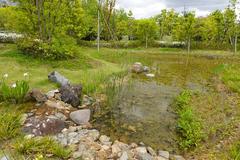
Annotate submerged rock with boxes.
[59,84,82,107]
[48,71,70,86]
[143,66,150,72]
[146,73,155,78]
[70,109,91,125]
[132,62,144,73]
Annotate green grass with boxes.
[230,141,240,160]
[0,111,22,142]
[13,136,71,159]
[174,90,204,150]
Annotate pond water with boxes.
[94,54,227,153]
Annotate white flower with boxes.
[12,83,16,88]
[3,74,8,78]
[23,73,28,77]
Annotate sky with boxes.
[116,0,231,19]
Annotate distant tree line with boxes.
[0,0,239,53]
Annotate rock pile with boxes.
[20,72,185,160]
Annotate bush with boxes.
[0,112,21,141]
[0,79,29,104]
[14,137,71,159]
[174,90,204,150]
[17,35,78,60]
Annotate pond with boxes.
[93,53,228,153]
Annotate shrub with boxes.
[174,90,204,150]
[0,79,29,104]
[14,137,71,159]
[0,112,21,141]
[17,35,78,60]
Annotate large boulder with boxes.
[59,84,82,107]
[48,71,70,86]
[23,117,66,136]
[70,109,91,125]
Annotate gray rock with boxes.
[99,135,112,146]
[59,84,82,107]
[70,109,91,125]
[143,66,150,72]
[158,151,169,159]
[131,62,144,73]
[29,89,47,103]
[147,147,156,156]
[55,112,67,121]
[136,153,153,160]
[119,151,128,160]
[135,147,147,154]
[48,71,70,86]
[46,89,59,99]
[44,100,66,110]
[86,129,100,141]
[0,156,9,160]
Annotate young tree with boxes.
[174,12,196,53]
[156,9,178,40]
[135,19,158,48]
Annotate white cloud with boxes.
[116,0,229,19]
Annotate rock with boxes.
[22,117,66,136]
[143,66,150,72]
[48,71,70,86]
[24,134,35,139]
[86,129,100,141]
[136,153,153,160]
[54,112,67,121]
[112,141,129,155]
[119,151,128,160]
[59,84,82,107]
[135,147,147,154]
[46,89,59,99]
[0,156,9,160]
[44,100,66,110]
[29,89,47,103]
[172,155,185,160]
[147,147,156,156]
[70,109,91,125]
[131,62,144,73]
[99,135,112,146]
[83,95,94,106]
[146,73,155,78]
[158,151,169,159]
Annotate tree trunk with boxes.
[187,37,191,54]
[234,34,238,54]
[146,35,148,48]
[36,0,42,39]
